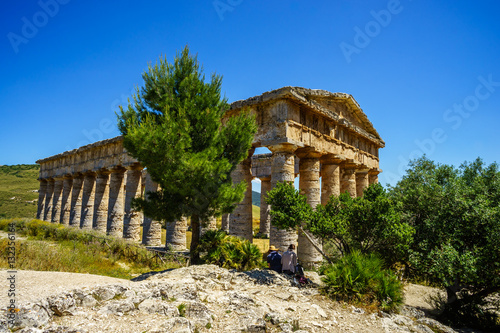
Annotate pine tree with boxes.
[117,46,257,261]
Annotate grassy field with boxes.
[0,165,40,219]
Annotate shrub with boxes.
[321,251,403,311]
[196,229,264,271]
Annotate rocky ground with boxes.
[0,265,471,333]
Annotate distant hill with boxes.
[0,164,40,219]
[252,190,260,207]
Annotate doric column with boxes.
[51,178,64,223]
[166,217,187,250]
[297,149,322,268]
[81,172,97,230]
[36,179,47,220]
[341,160,359,198]
[221,213,230,233]
[107,167,126,238]
[142,172,162,246]
[200,216,217,236]
[259,176,271,238]
[320,155,344,205]
[268,143,298,253]
[123,166,143,241]
[369,169,381,185]
[356,170,369,197]
[69,174,84,227]
[60,176,73,226]
[94,170,110,233]
[229,148,255,241]
[44,179,55,221]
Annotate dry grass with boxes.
[0,219,184,279]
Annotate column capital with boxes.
[110,166,127,173]
[368,168,382,175]
[295,147,322,159]
[267,143,298,154]
[341,159,360,170]
[320,154,346,165]
[258,175,271,182]
[96,168,111,176]
[126,163,144,171]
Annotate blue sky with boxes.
[1,0,499,190]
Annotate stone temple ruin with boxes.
[36,87,384,267]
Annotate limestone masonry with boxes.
[36,87,384,267]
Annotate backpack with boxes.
[295,263,305,277]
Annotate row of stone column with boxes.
[226,144,380,268]
[36,167,188,250]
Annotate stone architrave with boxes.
[229,148,255,242]
[107,168,126,238]
[369,169,380,185]
[221,213,230,233]
[44,179,55,221]
[51,178,64,223]
[94,170,110,233]
[81,172,97,230]
[69,174,84,227]
[341,160,359,198]
[297,150,323,268]
[259,176,271,238]
[60,176,73,225]
[142,172,162,246]
[36,179,47,220]
[356,170,369,197]
[123,166,143,241]
[166,217,187,251]
[268,143,298,253]
[320,155,344,205]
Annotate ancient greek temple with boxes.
[36,87,384,267]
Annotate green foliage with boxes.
[321,251,404,312]
[265,181,313,231]
[177,303,186,317]
[0,164,40,219]
[390,156,500,329]
[266,182,412,266]
[195,229,264,271]
[310,184,413,265]
[117,46,257,259]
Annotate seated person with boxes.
[266,245,282,273]
[281,244,297,275]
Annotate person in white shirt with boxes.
[281,244,297,275]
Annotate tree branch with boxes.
[299,226,333,265]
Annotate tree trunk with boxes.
[190,214,201,264]
[446,278,460,304]
[299,226,333,265]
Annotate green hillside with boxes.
[0,164,40,219]
[252,190,260,207]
